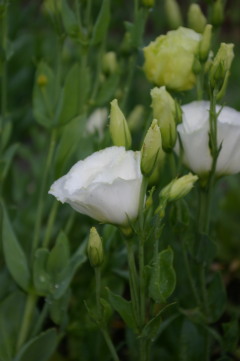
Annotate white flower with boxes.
[85,108,108,139]
[49,146,142,225]
[175,101,240,176]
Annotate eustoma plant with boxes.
[1,0,240,360]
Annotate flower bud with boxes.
[211,0,224,27]
[187,4,207,34]
[150,87,177,152]
[109,99,132,149]
[199,24,212,62]
[87,227,104,268]
[37,74,48,87]
[164,0,183,30]
[160,173,198,202]
[141,119,163,176]
[209,43,234,91]
[142,0,155,7]
[102,52,118,75]
[128,105,144,132]
[148,151,165,186]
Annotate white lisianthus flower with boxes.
[85,108,108,140]
[175,101,240,176]
[49,147,142,225]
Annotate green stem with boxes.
[126,239,140,328]
[138,176,148,232]
[32,128,57,256]
[0,2,8,151]
[31,301,49,338]
[138,236,145,327]
[42,200,59,248]
[121,54,137,111]
[101,328,120,361]
[95,267,101,319]
[17,293,37,350]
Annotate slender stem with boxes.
[125,240,140,328]
[101,328,120,361]
[0,2,8,151]
[31,301,49,338]
[42,200,59,248]
[121,54,137,111]
[182,242,201,307]
[138,176,148,232]
[32,128,57,256]
[17,293,37,350]
[138,236,145,327]
[95,267,101,319]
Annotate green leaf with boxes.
[0,143,18,182]
[149,247,176,303]
[106,288,137,332]
[100,297,112,324]
[1,120,12,150]
[61,0,84,41]
[179,319,205,361]
[14,328,58,361]
[33,248,52,296]
[47,231,70,278]
[55,114,87,178]
[222,319,239,353]
[52,240,87,299]
[2,206,30,291]
[208,271,226,323]
[49,290,70,326]
[0,291,26,361]
[129,8,146,49]
[33,62,55,128]
[91,0,110,46]
[58,63,81,125]
[94,72,120,107]
[141,303,177,341]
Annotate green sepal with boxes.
[14,328,58,361]
[91,0,110,46]
[149,247,176,303]
[2,205,31,292]
[106,288,138,333]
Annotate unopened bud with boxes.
[37,74,48,87]
[199,24,212,62]
[128,105,144,132]
[187,4,207,34]
[109,99,132,149]
[102,52,118,75]
[164,0,183,30]
[150,87,177,152]
[209,43,234,91]
[192,56,202,75]
[160,173,198,202]
[142,0,155,7]
[87,227,104,268]
[211,0,224,27]
[141,119,163,176]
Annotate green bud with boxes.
[150,87,177,152]
[128,105,144,132]
[160,173,198,202]
[87,227,104,268]
[209,43,234,91]
[141,119,163,176]
[192,56,202,75]
[142,0,155,7]
[187,4,207,34]
[109,99,132,149]
[211,0,224,27]
[148,151,165,186]
[164,0,183,30]
[102,51,118,75]
[199,24,212,62]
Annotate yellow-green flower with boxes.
[143,27,201,91]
